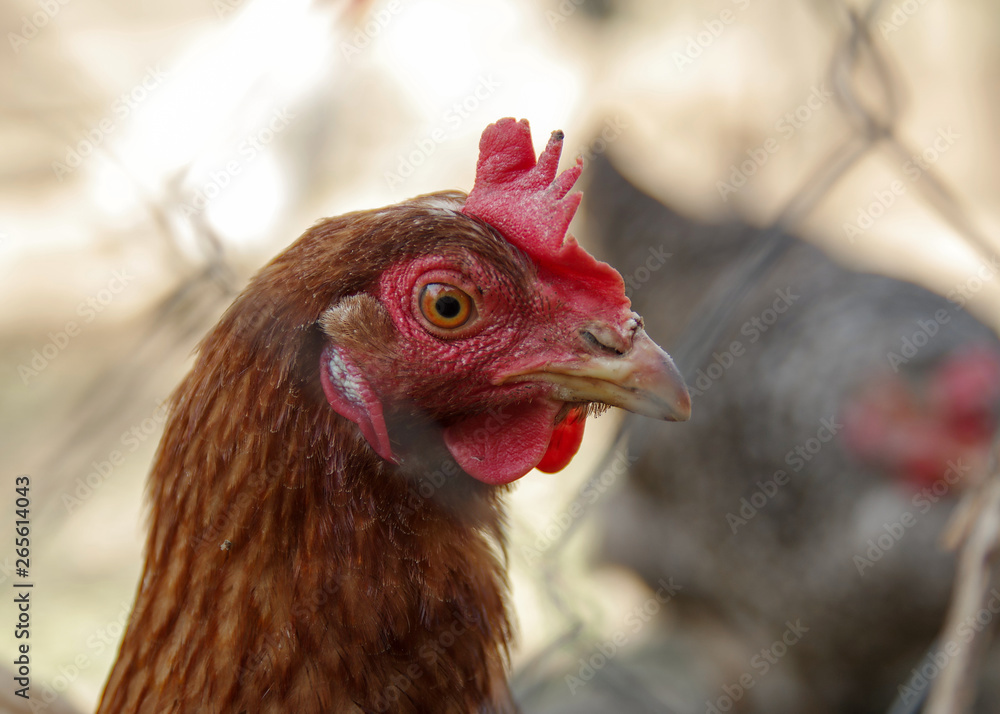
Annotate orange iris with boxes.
[419,283,474,329]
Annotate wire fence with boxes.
[509,1,1000,712]
[4,0,999,712]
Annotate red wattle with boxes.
[443,399,563,485]
[535,407,587,474]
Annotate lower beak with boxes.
[504,329,691,422]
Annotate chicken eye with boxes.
[419,283,474,329]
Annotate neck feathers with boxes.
[98,263,516,714]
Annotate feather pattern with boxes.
[98,202,519,714]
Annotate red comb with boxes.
[462,118,627,307]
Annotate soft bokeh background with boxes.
[2,0,1000,711]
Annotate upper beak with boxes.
[503,328,691,422]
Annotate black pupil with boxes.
[435,295,462,319]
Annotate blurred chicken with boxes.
[564,156,1000,713]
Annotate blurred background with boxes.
[3,0,1000,712]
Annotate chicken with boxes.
[572,155,1000,713]
[96,119,690,714]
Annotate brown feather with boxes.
[98,195,524,714]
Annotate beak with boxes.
[504,328,691,422]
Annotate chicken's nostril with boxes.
[581,328,625,356]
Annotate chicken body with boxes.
[97,122,689,713]
[99,200,519,714]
